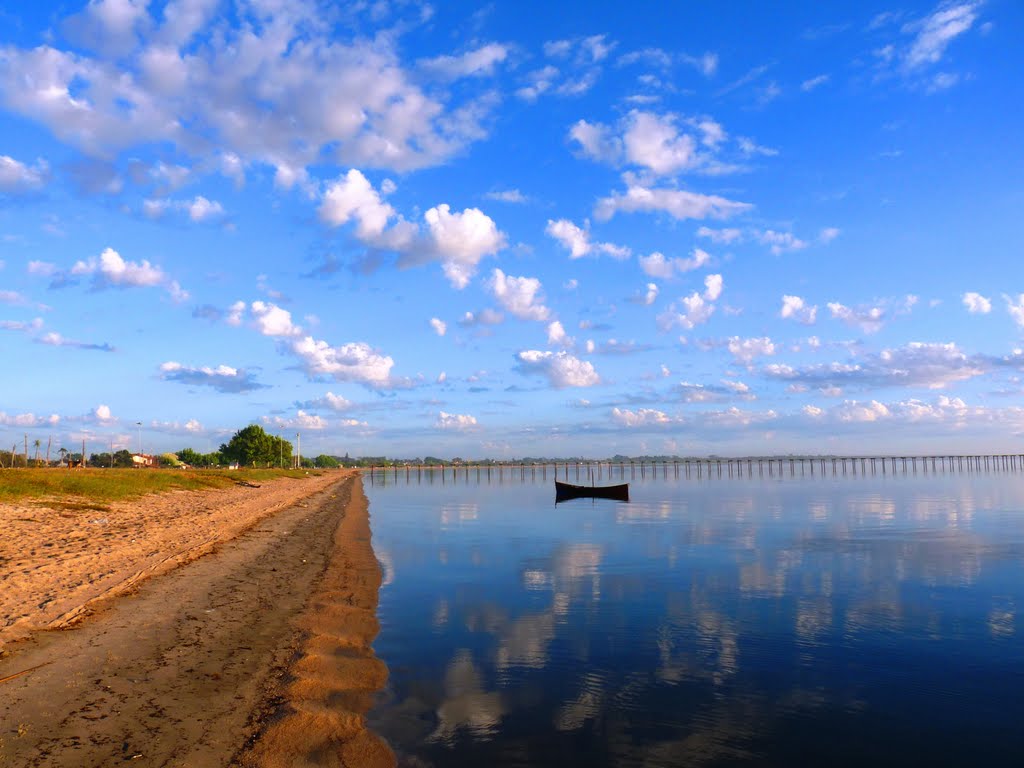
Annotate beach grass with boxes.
[0,467,321,508]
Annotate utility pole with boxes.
[296,432,301,469]
[136,422,142,462]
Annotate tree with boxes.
[112,449,134,468]
[219,425,293,468]
[58,447,69,467]
[313,454,340,468]
[33,439,41,466]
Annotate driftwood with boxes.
[235,481,262,488]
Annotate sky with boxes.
[1,0,1023,460]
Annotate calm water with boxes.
[364,468,1024,767]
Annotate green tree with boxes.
[219,425,292,467]
[112,449,134,468]
[313,454,340,468]
[176,447,203,466]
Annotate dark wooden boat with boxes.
[555,480,629,502]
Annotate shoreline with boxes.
[0,472,393,765]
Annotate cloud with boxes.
[458,308,505,328]
[547,320,574,348]
[762,341,985,391]
[0,317,44,333]
[36,331,114,351]
[263,410,331,431]
[289,337,396,387]
[638,248,710,278]
[485,189,528,203]
[303,392,353,412]
[801,74,830,92]
[827,295,917,333]
[0,154,48,193]
[67,246,188,301]
[545,218,631,260]
[696,226,743,244]
[1005,294,1024,327]
[159,361,266,393]
[962,291,991,314]
[488,269,550,321]
[436,411,479,430]
[704,274,723,301]
[903,2,981,72]
[594,182,752,222]
[780,294,818,324]
[611,407,673,426]
[727,336,776,363]
[430,317,447,336]
[0,410,61,427]
[426,205,507,288]
[0,7,498,176]
[250,301,302,337]
[515,350,600,387]
[319,169,396,238]
[758,229,808,254]
[144,195,226,223]
[419,43,509,79]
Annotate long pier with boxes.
[365,454,1024,485]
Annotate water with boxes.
[364,468,1024,767]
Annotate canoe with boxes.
[555,480,629,502]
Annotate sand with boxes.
[0,471,395,767]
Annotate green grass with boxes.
[0,468,320,508]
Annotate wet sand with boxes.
[0,472,394,767]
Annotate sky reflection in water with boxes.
[365,470,1024,767]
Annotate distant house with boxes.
[131,453,156,468]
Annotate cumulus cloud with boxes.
[436,411,479,430]
[0,410,60,427]
[319,168,396,238]
[36,331,114,351]
[780,294,818,324]
[303,392,353,412]
[727,336,776,363]
[515,350,600,388]
[1006,294,1024,327]
[289,337,396,387]
[545,218,630,259]
[696,226,743,244]
[67,246,187,301]
[657,275,723,333]
[762,341,985,391]
[758,229,808,254]
[611,407,673,426]
[250,301,302,337]
[488,269,550,321]
[594,181,751,222]
[430,317,447,336]
[827,295,917,333]
[962,291,991,314]
[0,155,48,193]
[458,308,505,328]
[263,411,331,431]
[547,320,574,348]
[159,361,266,393]
[0,6,498,177]
[419,43,510,79]
[638,248,710,278]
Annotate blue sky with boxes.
[1,0,1022,459]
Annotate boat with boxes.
[555,480,629,502]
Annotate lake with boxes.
[363,465,1024,767]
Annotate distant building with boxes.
[131,453,156,467]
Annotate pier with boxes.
[365,454,1024,486]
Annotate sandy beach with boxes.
[0,471,394,767]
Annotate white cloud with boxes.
[545,218,630,259]
[27,260,57,277]
[704,274,723,301]
[961,292,991,314]
[638,248,710,278]
[426,204,506,289]
[0,155,48,192]
[758,229,808,254]
[319,168,396,238]
[420,43,509,79]
[727,336,776,362]
[547,320,574,348]
[516,350,600,388]
[159,360,265,393]
[827,295,917,334]
[72,246,164,287]
[458,308,505,327]
[801,74,830,92]
[623,112,698,175]
[0,410,61,427]
[642,283,658,306]
[263,410,329,431]
[93,404,114,423]
[289,337,395,387]
[485,189,527,203]
[696,226,743,244]
[250,301,302,337]
[595,182,751,222]
[658,291,714,331]
[488,269,550,321]
[187,195,224,222]
[225,300,246,326]
[780,294,818,324]
[430,317,447,336]
[0,9,497,175]
[903,2,981,72]
[1005,294,1024,327]
[436,411,479,430]
[611,407,672,426]
[819,227,841,244]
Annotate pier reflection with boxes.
[367,470,1024,767]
